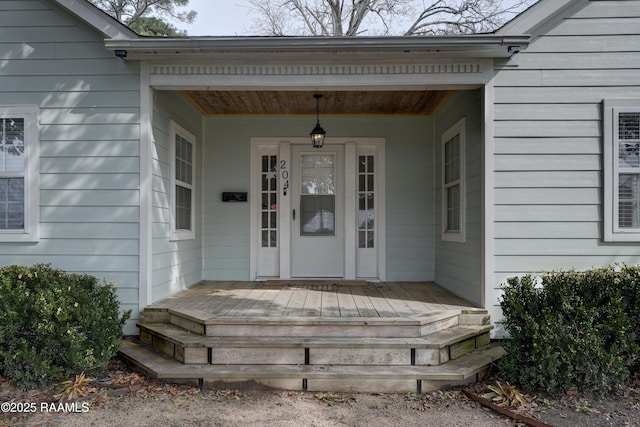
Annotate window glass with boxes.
[441,119,465,242]
[300,154,335,236]
[0,117,26,231]
[170,121,195,239]
[0,178,24,229]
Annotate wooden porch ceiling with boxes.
[183,90,454,116]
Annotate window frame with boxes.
[0,105,39,242]
[169,120,196,241]
[604,100,640,242]
[441,118,465,243]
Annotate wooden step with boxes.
[149,307,463,338]
[138,322,493,365]
[119,339,505,393]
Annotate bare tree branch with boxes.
[89,0,196,31]
[247,0,537,36]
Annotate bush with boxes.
[499,265,639,394]
[0,264,130,389]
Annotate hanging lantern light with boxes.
[310,94,326,148]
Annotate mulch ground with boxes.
[1,358,638,427]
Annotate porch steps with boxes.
[140,307,486,338]
[137,321,493,366]
[119,339,505,393]
[120,307,502,393]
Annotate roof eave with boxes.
[104,35,531,60]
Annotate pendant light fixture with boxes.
[310,94,326,148]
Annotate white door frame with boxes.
[250,137,385,281]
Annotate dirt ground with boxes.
[1,358,639,427]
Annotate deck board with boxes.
[148,281,478,318]
[321,289,341,317]
[303,289,323,317]
[375,282,421,315]
[264,287,295,317]
[363,284,399,317]
[335,289,360,317]
[282,287,309,317]
[349,287,381,317]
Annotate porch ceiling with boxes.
[183,90,455,116]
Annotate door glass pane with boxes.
[300,195,335,235]
[301,154,334,195]
[358,155,375,248]
[260,155,278,247]
[300,154,335,236]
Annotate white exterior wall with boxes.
[0,1,141,331]
[201,116,434,281]
[434,90,484,306]
[491,0,640,334]
[150,91,203,301]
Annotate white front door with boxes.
[291,144,345,277]
[251,138,385,281]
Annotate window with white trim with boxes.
[170,121,195,241]
[441,118,465,242]
[0,106,39,242]
[604,100,640,241]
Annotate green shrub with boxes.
[499,265,639,394]
[0,264,130,389]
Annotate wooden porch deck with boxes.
[146,281,479,319]
[120,281,504,393]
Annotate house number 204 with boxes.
[280,160,289,196]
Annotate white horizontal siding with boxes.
[0,76,139,92]
[500,53,640,70]
[1,59,136,76]
[494,154,600,171]
[495,205,601,222]
[571,1,640,18]
[495,171,600,187]
[544,18,640,36]
[150,91,203,302]
[40,139,140,158]
[490,0,640,334]
[40,173,140,190]
[0,0,141,332]
[0,42,125,60]
[495,137,601,154]
[496,87,639,103]
[524,35,640,53]
[495,188,601,205]
[495,104,601,121]
[496,69,640,86]
[496,238,640,256]
[40,206,139,223]
[434,90,484,306]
